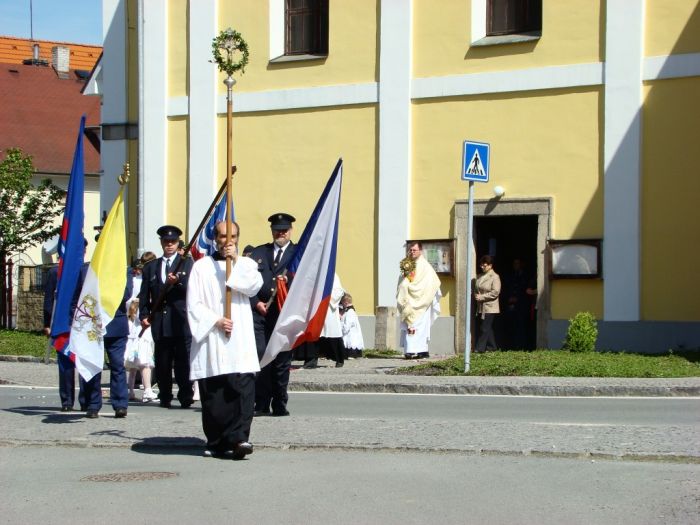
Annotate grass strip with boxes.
[395,350,700,378]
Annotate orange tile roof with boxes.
[0,63,100,175]
[0,35,101,71]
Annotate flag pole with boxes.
[212,28,249,326]
[138,176,231,337]
[224,75,235,323]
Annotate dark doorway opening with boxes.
[474,215,538,350]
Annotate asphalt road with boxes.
[1,446,698,525]
[1,387,698,460]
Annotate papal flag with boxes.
[70,185,127,380]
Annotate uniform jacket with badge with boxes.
[138,255,193,340]
[249,242,296,313]
[475,269,501,315]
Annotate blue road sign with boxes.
[462,141,490,182]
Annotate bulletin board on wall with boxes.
[407,239,455,276]
[548,239,602,279]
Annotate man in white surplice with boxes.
[396,241,442,359]
[187,221,263,459]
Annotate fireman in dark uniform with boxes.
[139,225,194,408]
[250,213,296,416]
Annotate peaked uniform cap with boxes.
[268,213,296,231]
[157,225,183,240]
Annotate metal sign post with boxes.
[462,141,490,373]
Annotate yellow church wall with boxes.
[413,0,602,78]
[208,105,377,314]
[165,118,189,231]
[412,87,603,318]
[551,281,604,321]
[167,0,188,98]
[645,0,700,57]
[641,77,700,321]
[217,0,378,92]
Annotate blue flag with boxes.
[50,115,86,358]
[190,190,235,260]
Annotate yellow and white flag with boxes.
[71,187,127,380]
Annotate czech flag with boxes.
[190,190,235,260]
[50,116,86,359]
[70,184,127,380]
[261,159,343,368]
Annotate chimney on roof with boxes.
[22,42,48,66]
[51,46,70,78]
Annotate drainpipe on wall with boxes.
[137,0,145,256]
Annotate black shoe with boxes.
[272,409,290,417]
[159,401,172,408]
[229,441,254,460]
[254,410,271,417]
[302,358,318,369]
[335,362,344,368]
[180,402,193,409]
[86,410,99,419]
[114,408,127,418]
[60,406,72,412]
[418,352,430,359]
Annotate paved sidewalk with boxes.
[1,355,699,396]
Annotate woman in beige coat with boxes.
[474,255,501,352]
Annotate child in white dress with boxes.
[125,300,157,402]
[340,294,364,358]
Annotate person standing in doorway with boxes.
[474,255,501,353]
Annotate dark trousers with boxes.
[256,351,292,413]
[154,336,193,406]
[57,352,77,408]
[81,336,129,411]
[476,313,498,352]
[320,337,345,365]
[199,373,255,452]
[253,311,291,413]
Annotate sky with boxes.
[0,0,102,45]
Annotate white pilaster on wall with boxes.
[269,0,284,61]
[188,0,218,238]
[101,0,128,222]
[140,0,168,249]
[377,0,412,306]
[603,0,644,321]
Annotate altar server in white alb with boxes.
[187,221,263,459]
[396,241,442,359]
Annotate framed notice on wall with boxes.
[548,239,602,279]
[408,239,455,276]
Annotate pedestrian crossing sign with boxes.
[462,141,490,182]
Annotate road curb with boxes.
[1,439,697,464]
[289,381,700,397]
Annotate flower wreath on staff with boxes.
[210,28,249,76]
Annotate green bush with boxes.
[563,312,598,353]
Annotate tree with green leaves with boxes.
[0,148,65,328]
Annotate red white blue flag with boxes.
[50,116,86,359]
[190,190,235,260]
[261,159,343,367]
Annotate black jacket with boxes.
[138,254,193,340]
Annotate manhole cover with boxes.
[81,471,178,482]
